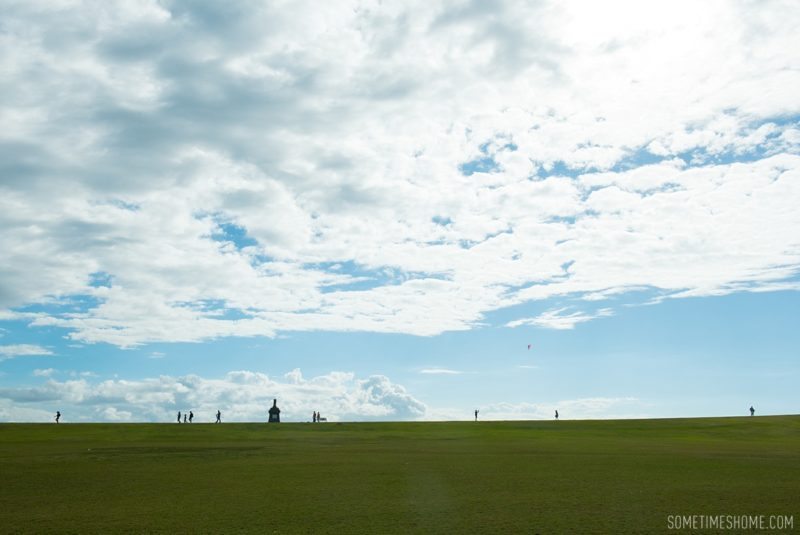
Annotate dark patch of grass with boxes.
[1,416,798,533]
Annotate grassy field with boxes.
[0,416,798,533]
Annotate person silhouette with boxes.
[189,411,194,423]
[474,409,479,422]
[55,411,61,424]
[750,406,755,416]
[215,410,221,423]
[183,414,187,424]
[555,410,559,420]
[177,411,181,423]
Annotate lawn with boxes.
[1,416,798,533]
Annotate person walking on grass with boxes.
[189,411,194,423]
[183,413,187,424]
[750,406,755,416]
[474,409,479,422]
[216,410,221,423]
[555,410,559,420]
[177,411,181,423]
[55,411,61,424]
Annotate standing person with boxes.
[177,411,181,423]
[555,410,559,420]
[55,411,61,424]
[474,409,479,422]
[215,410,221,423]
[183,413,187,424]
[189,411,194,423]
[750,406,755,416]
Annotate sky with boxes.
[1,0,798,423]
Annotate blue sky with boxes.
[1,1,799,422]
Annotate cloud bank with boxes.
[0,368,426,423]
[0,367,644,423]
[1,1,798,346]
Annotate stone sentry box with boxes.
[268,398,280,423]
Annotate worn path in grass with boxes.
[1,416,798,533]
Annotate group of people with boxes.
[176,410,223,423]
[177,411,193,423]
[312,411,325,422]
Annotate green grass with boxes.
[1,416,798,533]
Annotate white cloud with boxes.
[0,369,426,423]
[0,1,798,345]
[507,308,614,330]
[33,368,56,377]
[100,407,133,422]
[0,400,53,423]
[72,371,97,378]
[0,345,54,359]
[419,368,464,375]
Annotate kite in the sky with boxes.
[527,344,531,350]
